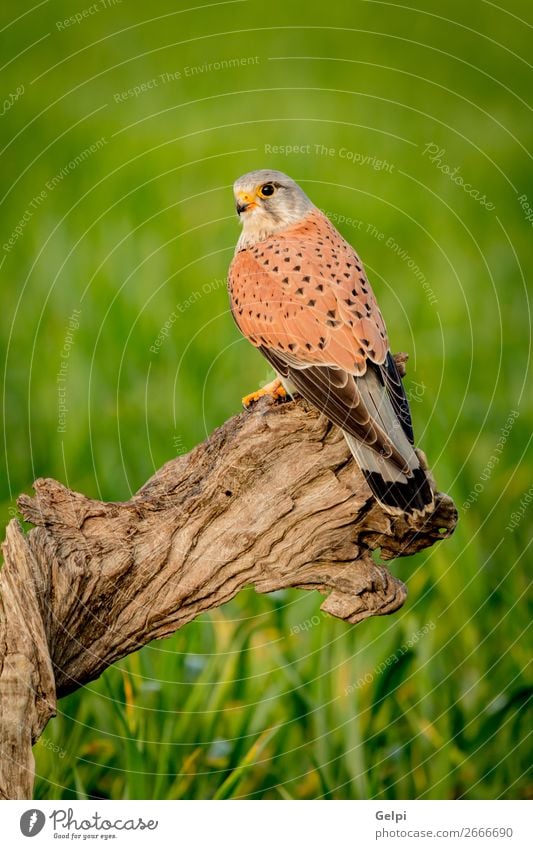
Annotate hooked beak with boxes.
[236,190,257,215]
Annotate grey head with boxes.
[233,169,315,249]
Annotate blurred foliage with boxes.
[0,0,531,799]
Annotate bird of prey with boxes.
[227,169,434,516]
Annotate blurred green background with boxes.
[1,0,531,800]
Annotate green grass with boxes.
[0,0,531,800]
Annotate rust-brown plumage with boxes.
[230,209,388,369]
[228,170,434,515]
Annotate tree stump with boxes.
[0,369,457,799]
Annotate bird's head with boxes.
[233,169,314,247]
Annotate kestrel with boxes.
[227,169,434,516]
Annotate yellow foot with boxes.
[242,378,287,408]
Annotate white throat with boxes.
[235,203,315,252]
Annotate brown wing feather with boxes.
[260,346,412,474]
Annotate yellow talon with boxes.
[242,378,287,408]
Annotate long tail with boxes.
[344,432,434,517]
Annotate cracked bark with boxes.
[0,357,457,798]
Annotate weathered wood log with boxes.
[0,363,457,799]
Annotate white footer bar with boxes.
[3,799,530,849]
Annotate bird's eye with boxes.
[258,183,275,198]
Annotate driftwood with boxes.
[0,356,457,798]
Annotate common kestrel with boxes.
[227,169,434,516]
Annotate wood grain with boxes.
[0,368,457,798]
